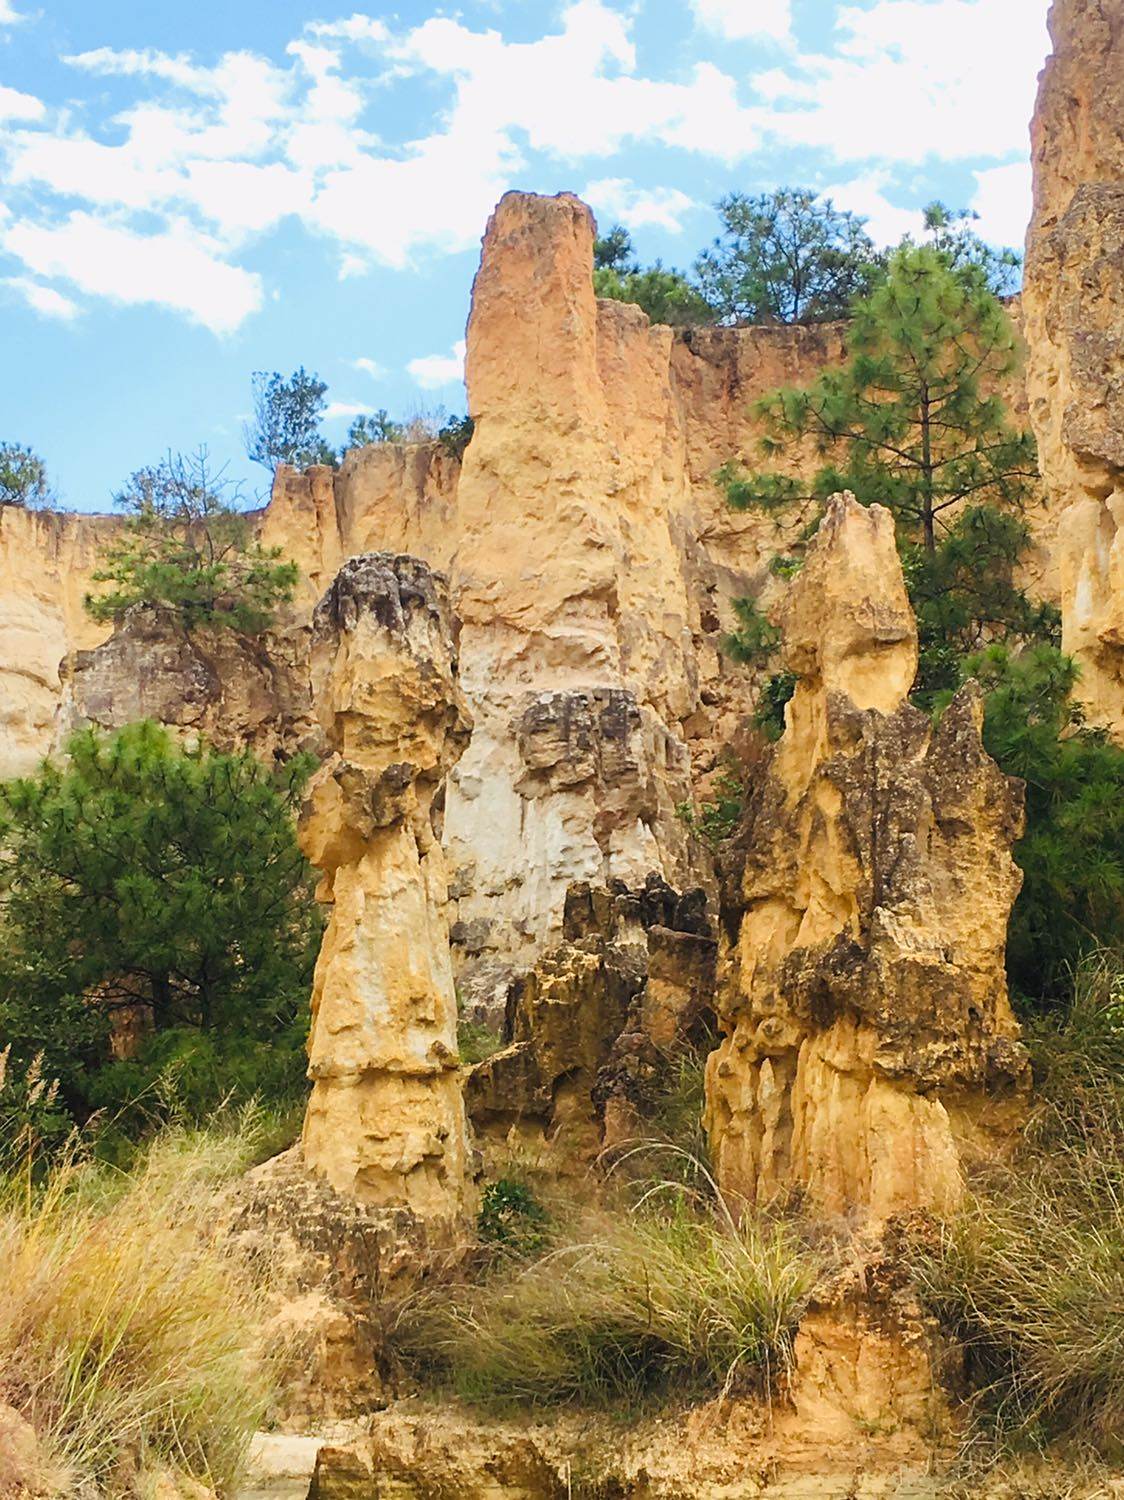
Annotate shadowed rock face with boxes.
[1024,0,1124,736]
[705,496,1029,1224]
[55,601,315,761]
[298,553,473,1220]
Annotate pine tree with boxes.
[723,243,1049,702]
[245,367,333,471]
[85,447,297,634]
[0,722,320,1121]
[694,188,879,325]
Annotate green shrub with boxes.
[457,1014,503,1066]
[909,955,1124,1453]
[400,1196,820,1410]
[86,447,297,634]
[477,1178,550,1256]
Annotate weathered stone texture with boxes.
[298,554,472,1219]
[55,602,315,761]
[467,872,714,1166]
[1024,0,1124,734]
[705,496,1029,1223]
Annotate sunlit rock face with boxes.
[298,553,473,1220]
[1024,0,1124,736]
[705,495,1029,1225]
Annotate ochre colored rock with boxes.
[227,1145,432,1427]
[0,505,114,777]
[298,554,473,1219]
[1024,0,1124,735]
[705,496,1029,1224]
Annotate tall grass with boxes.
[0,1111,279,1493]
[397,1179,822,1411]
[910,954,1124,1453]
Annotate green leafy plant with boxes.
[438,413,475,460]
[594,263,716,327]
[245,366,333,471]
[477,1177,550,1256]
[85,447,297,634]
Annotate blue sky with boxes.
[0,0,1050,513]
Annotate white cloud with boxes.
[323,399,372,421]
[353,356,386,380]
[407,339,467,390]
[2,213,262,334]
[754,0,1050,163]
[824,172,926,246]
[307,16,390,43]
[692,0,792,42]
[0,1,25,23]
[972,160,1032,249]
[5,276,80,320]
[0,84,44,121]
[584,177,696,231]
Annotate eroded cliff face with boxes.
[705,495,1029,1224]
[0,506,114,775]
[1024,0,1124,735]
[298,553,472,1219]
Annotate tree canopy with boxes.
[245,367,335,472]
[0,722,320,1125]
[85,447,297,634]
[722,243,1045,702]
[0,443,54,508]
[694,188,880,325]
[716,246,1124,1006]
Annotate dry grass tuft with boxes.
[910,954,1124,1455]
[0,1111,279,1493]
[397,1166,823,1412]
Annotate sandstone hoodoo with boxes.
[705,494,1030,1223]
[298,552,473,1218]
[1024,0,1124,738]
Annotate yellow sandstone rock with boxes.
[1023,0,1124,736]
[705,495,1029,1224]
[298,554,473,1219]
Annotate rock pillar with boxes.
[445,191,702,979]
[705,495,1029,1224]
[1023,0,1124,736]
[298,554,473,1218]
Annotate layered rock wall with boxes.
[298,554,472,1218]
[705,495,1028,1223]
[1024,0,1124,734]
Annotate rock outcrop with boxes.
[55,602,315,761]
[1024,0,1124,735]
[298,554,472,1219]
[705,495,1029,1223]
[467,873,715,1166]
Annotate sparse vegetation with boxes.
[910,954,1124,1454]
[0,442,54,508]
[85,446,298,633]
[245,367,335,472]
[0,1112,278,1493]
